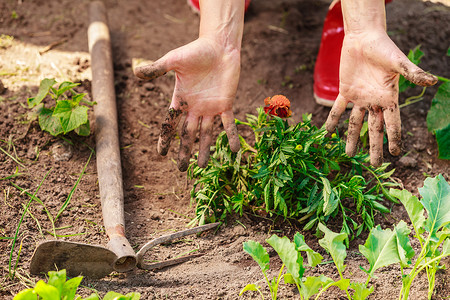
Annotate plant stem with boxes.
[272,264,285,300]
[401,253,450,300]
[436,75,449,82]
[399,87,426,109]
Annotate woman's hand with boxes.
[326,0,437,166]
[134,37,241,171]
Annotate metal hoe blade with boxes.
[136,222,220,270]
[30,241,116,279]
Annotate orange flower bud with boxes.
[264,95,292,118]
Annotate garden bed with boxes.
[0,0,449,299]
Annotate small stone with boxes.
[398,156,417,168]
[232,225,246,236]
[137,224,142,229]
[149,211,160,221]
[413,143,426,152]
[50,140,73,162]
[159,209,165,214]
[62,211,70,217]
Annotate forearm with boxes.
[341,0,386,34]
[199,0,245,51]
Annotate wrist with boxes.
[342,0,386,35]
[198,0,245,51]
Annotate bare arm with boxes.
[134,0,245,171]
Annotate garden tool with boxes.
[29,1,218,279]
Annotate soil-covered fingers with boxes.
[134,60,169,80]
[383,105,402,156]
[325,94,349,133]
[198,116,214,168]
[396,57,437,87]
[346,106,366,157]
[178,114,199,172]
[368,106,385,167]
[134,52,174,80]
[221,110,240,153]
[157,107,183,156]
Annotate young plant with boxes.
[27,78,95,136]
[390,174,450,300]
[240,233,347,300]
[14,269,140,300]
[188,100,398,240]
[240,174,449,300]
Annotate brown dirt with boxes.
[1,0,449,299]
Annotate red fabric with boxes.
[313,0,393,102]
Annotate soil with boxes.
[0,0,449,299]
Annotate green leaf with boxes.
[55,81,80,99]
[102,292,140,300]
[284,273,295,284]
[399,46,424,93]
[350,282,374,300]
[13,289,37,300]
[266,234,303,284]
[390,188,426,233]
[82,294,99,300]
[427,82,450,159]
[419,174,450,234]
[39,107,64,136]
[74,120,90,136]
[435,124,450,160]
[426,82,450,132]
[394,221,415,267]
[323,187,339,216]
[239,283,260,296]
[47,269,66,295]
[293,233,323,267]
[34,280,60,300]
[62,276,83,300]
[359,224,409,277]
[264,178,271,211]
[300,275,334,300]
[243,240,270,272]
[318,223,347,274]
[53,100,89,134]
[27,78,56,108]
[124,293,140,300]
[408,45,424,65]
[443,238,450,255]
[333,278,351,291]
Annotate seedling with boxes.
[188,100,397,240]
[240,174,449,300]
[390,174,450,300]
[240,230,359,300]
[13,269,140,300]
[27,78,95,136]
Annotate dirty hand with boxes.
[134,38,241,171]
[325,0,437,167]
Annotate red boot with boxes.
[187,0,251,14]
[313,0,393,107]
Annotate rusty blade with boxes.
[136,222,220,270]
[30,240,116,279]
